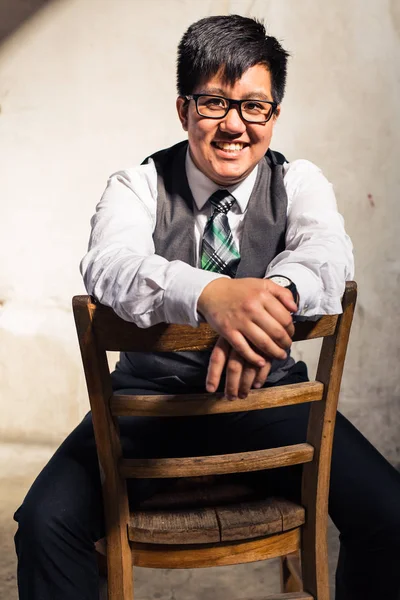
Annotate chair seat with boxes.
[129,479,305,545]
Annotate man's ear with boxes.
[176,96,189,131]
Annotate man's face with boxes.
[176,64,280,186]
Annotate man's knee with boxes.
[14,494,67,552]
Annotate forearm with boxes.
[81,245,222,327]
[266,218,354,316]
[267,159,355,317]
[80,167,224,327]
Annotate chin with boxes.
[213,167,247,185]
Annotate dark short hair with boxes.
[177,15,290,104]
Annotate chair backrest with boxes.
[72,281,357,591]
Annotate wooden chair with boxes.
[72,281,357,600]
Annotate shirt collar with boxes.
[185,148,259,213]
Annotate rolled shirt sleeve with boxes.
[266,159,354,317]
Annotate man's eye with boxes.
[243,101,264,113]
[205,98,225,108]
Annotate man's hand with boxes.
[206,336,272,398]
[197,277,296,367]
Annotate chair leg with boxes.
[280,551,302,593]
[107,542,133,600]
[301,523,330,600]
[95,536,133,599]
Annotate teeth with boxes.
[215,142,244,151]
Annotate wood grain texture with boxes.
[72,296,133,599]
[111,381,324,417]
[244,594,313,600]
[292,316,337,342]
[129,497,305,545]
[131,528,301,568]
[243,593,313,600]
[120,444,314,479]
[216,498,301,542]
[72,282,356,599]
[278,500,306,532]
[130,507,220,544]
[72,294,339,352]
[300,281,357,600]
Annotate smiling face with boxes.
[176,64,280,186]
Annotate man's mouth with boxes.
[212,142,248,152]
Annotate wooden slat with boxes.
[217,498,305,543]
[216,499,282,542]
[292,316,337,342]
[129,497,305,545]
[130,507,220,544]
[120,444,314,479]
[243,593,312,600]
[111,381,323,417]
[94,307,219,351]
[279,499,306,532]
[73,294,339,351]
[131,528,301,568]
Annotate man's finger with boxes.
[251,312,293,351]
[286,320,295,338]
[206,336,230,392]
[268,283,298,314]
[238,363,257,399]
[253,360,272,389]
[259,292,296,333]
[233,323,289,361]
[224,350,245,400]
[228,331,267,367]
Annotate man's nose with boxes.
[219,105,247,134]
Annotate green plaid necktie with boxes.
[200,189,240,277]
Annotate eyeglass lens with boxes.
[196,95,273,122]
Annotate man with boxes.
[14,14,400,600]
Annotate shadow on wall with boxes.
[0,0,55,46]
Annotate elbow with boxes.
[79,254,96,297]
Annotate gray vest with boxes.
[113,141,294,393]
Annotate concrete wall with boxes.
[0,0,399,463]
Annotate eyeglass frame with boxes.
[183,93,278,124]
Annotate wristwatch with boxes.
[267,275,299,304]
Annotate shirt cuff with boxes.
[163,265,228,327]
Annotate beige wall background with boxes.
[0,0,399,464]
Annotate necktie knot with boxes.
[209,189,236,215]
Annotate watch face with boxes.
[270,276,291,287]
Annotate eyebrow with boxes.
[198,86,272,101]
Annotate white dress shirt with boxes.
[80,148,354,327]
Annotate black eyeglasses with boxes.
[184,94,277,124]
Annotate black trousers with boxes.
[14,363,400,599]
